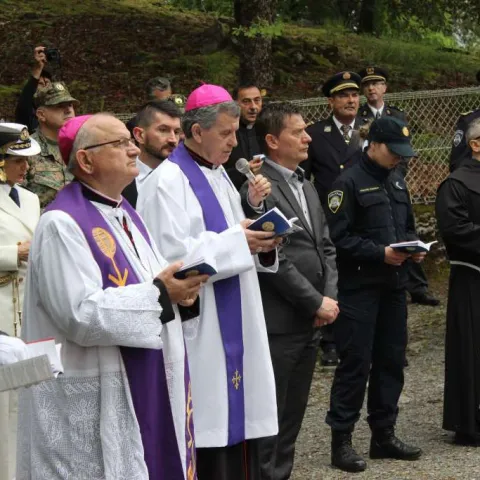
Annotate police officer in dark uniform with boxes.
[450,72,480,172]
[302,71,367,207]
[358,66,439,307]
[301,71,367,366]
[357,66,406,124]
[325,117,423,473]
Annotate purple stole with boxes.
[46,181,196,480]
[169,143,246,446]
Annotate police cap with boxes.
[322,71,361,97]
[368,117,416,158]
[358,66,388,83]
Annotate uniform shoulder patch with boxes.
[453,129,464,147]
[328,190,344,213]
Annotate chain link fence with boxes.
[288,87,480,204]
[117,87,480,204]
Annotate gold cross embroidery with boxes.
[232,370,242,390]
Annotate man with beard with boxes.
[436,117,480,446]
[25,82,78,208]
[224,84,264,190]
[122,100,182,208]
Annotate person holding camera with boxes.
[15,46,55,134]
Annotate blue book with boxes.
[248,207,303,237]
[174,259,217,280]
[389,240,437,254]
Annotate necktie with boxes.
[340,124,351,144]
[9,187,20,207]
[375,111,381,120]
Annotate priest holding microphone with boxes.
[138,84,281,480]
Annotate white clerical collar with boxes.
[333,116,355,134]
[136,156,153,184]
[79,181,122,208]
[369,103,385,117]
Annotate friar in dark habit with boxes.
[436,116,480,446]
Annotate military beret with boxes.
[358,66,389,83]
[322,71,361,97]
[34,82,79,108]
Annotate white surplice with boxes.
[17,199,193,480]
[138,158,279,448]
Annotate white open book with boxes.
[389,240,437,254]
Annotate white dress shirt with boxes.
[369,103,385,118]
[264,158,312,228]
[333,116,356,139]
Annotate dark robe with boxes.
[224,120,261,190]
[436,156,480,435]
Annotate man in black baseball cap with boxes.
[324,116,423,473]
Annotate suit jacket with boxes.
[301,116,365,206]
[0,186,40,335]
[241,160,338,334]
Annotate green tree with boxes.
[233,0,279,88]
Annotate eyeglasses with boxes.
[83,137,134,151]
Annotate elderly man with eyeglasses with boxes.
[17,113,208,479]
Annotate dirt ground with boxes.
[290,291,480,480]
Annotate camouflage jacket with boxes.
[25,129,73,208]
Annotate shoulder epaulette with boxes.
[460,111,473,116]
[387,104,403,112]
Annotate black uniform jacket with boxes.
[301,116,365,206]
[325,153,418,290]
[224,119,261,190]
[449,110,480,172]
[357,103,407,123]
[436,156,480,267]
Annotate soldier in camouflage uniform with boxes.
[25,82,78,208]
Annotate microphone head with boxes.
[235,157,251,174]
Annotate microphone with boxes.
[235,158,256,184]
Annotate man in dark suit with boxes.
[224,84,264,190]
[301,71,366,366]
[242,102,339,480]
[357,66,439,307]
[122,100,182,208]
